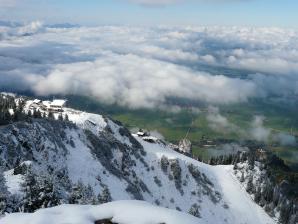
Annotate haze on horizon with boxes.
[0,0,297,28]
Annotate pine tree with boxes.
[48,111,54,120]
[0,168,9,214]
[188,203,201,218]
[21,169,40,212]
[38,176,60,208]
[69,181,84,204]
[254,186,262,204]
[279,200,292,224]
[58,113,63,121]
[98,186,112,204]
[240,172,245,183]
[69,181,96,205]
[33,110,42,119]
[27,110,32,117]
[246,175,255,194]
[84,184,96,204]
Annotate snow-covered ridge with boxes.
[1,200,202,224]
[0,96,275,224]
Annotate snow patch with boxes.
[1,200,202,224]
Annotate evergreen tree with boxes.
[33,109,42,119]
[48,111,55,120]
[98,186,112,204]
[58,113,63,121]
[38,176,60,208]
[188,203,201,218]
[254,186,262,204]
[69,181,84,204]
[279,200,292,224]
[246,175,255,194]
[27,110,32,117]
[69,181,96,205]
[0,168,9,214]
[240,172,245,183]
[21,169,40,212]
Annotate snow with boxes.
[134,136,276,224]
[65,109,107,134]
[51,99,66,107]
[24,98,107,134]
[8,109,14,115]
[4,169,24,195]
[32,99,41,104]
[1,96,276,224]
[0,200,202,224]
[65,128,128,198]
[42,100,51,108]
[0,92,16,97]
[212,165,275,224]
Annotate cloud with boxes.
[205,108,297,145]
[0,23,297,110]
[273,133,296,146]
[249,115,271,142]
[206,106,241,134]
[25,53,256,108]
[208,143,248,157]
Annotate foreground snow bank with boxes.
[1,200,201,224]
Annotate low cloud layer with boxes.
[0,22,298,109]
[206,109,297,145]
[208,143,248,157]
[249,116,271,142]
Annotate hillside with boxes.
[0,96,276,224]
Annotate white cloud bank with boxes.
[0,23,298,109]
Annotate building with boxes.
[136,129,150,137]
[49,99,67,112]
[29,99,42,110]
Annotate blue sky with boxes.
[0,0,297,27]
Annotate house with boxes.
[49,99,67,112]
[41,101,51,110]
[29,99,42,109]
[32,99,41,104]
[136,129,150,137]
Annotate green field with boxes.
[66,95,298,167]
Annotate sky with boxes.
[0,0,298,27]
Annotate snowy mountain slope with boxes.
[0,99,276,224]
[212,165,275,224]
[1,200,202,224]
